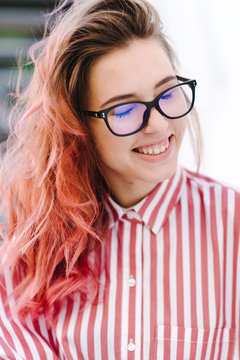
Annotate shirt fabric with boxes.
[0,166,240,360]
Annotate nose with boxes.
[143,107,168,134]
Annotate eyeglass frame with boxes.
[85,75,197,137]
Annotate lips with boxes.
[133,135,172,155]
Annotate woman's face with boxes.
[87,38,187,207]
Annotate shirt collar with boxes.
[105,166,186,235]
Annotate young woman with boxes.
[0,0,239,359]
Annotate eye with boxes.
[115,108,133,118]
[113,104,136,118]
[161,89,173,100]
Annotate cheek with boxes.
[89,120,108,148]
[174,117,188,141]
[89,122,127,163]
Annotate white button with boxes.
[127,339,136,352]
[127,211,136,219]
[128,275,136,287]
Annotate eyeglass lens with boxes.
[107,83,193,135]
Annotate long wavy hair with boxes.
[0,0,202,321]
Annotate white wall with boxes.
[150,0,240,188]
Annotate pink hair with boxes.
[0,5,108,320]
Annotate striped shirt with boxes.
[0,166,240,359]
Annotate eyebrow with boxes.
[100,75,177,108]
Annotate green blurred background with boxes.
[0,0,55,142]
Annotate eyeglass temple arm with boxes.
[84,110,103,118]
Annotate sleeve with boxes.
[0,272,59,360]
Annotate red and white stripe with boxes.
[1,166,240,359]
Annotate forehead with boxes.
[88,38,175,106]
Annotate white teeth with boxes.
[136,138,170,155]
[153,147,160,154]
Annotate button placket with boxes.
[126,221,141,358]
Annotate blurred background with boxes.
[0,0,240,187]
[0,0,55,142]
[152,0,240,188]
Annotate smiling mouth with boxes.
[133,135,172,155]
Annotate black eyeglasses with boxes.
[85,75,197,136]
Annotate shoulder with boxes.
[0,269,60,359]
[182,167,240,226]
[183,167,240,197]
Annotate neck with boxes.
[107,178,160,208]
